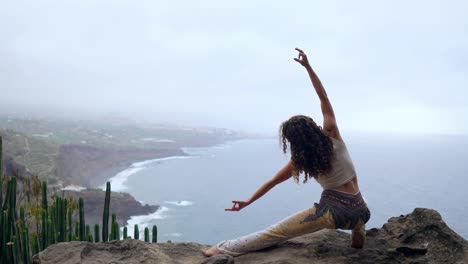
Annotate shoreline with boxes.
[102,155,194,192]
[85,140,242,234]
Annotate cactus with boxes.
[134,224,139,240]
[74,222,79,241]
[41,181,48,249]
[67,207,73,241]
[1,212,6,263]
[144,227,149,242]
[94,224,100,242]
[60,198,66,242]
[110,213,116,240]
[0,147,147,261]
[6,241,14,264]
[0,137,3,262]
[152,225,158,243]
[13,235,19,264]
[79,198,85,241]
[113,222,120,240]
[47,217,54,245]
[86,224,91,240]
[22,229,30,264]
[123,226,128,239]
[49,204,57,244]
[0,135,2,177]
[31,233,40,255]
[20,206,25,229]
[102,182,111,242]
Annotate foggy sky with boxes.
[1,0,467,135]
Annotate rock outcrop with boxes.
[32,208,468,264]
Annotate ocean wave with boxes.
[61,185,86,192]
[164,200,194,206]
[123,206,170,240]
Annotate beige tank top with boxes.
[316,137,357,189]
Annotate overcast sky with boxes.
[1,0,467,135]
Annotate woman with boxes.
[202,48,371,257]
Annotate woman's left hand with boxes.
[225,200,250,211]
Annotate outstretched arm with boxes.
[225,161,294,211]
[294,48,342,141]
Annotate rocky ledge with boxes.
[32,208,467,264]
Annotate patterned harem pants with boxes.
[217,189,371,256]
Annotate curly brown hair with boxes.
[279,115,335,183]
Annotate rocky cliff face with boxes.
[32,208,467,264]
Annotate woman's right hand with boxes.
[225,200,250,211]
[294,47,310,68]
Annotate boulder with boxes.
[33,208,468,264]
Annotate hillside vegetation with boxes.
[0,116,247,184]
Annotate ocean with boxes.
[106,133,468,245]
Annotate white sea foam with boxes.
[61,185,86,192]
[123,206,169,240]
[103,155,192,192]
[164,200,194,206]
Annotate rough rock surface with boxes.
[33,208,468,264]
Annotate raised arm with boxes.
[225,161,294,211]
[294,48,342,141]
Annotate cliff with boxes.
[55,144,185,187]
[32,208,467,264]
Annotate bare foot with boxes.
[202,245,222,257]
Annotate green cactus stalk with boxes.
[79,198,85,241]
[41,181,48,250]
[3,178,10,210]
[67,207,73,241]
[60,198,66,242]
[0,137,3,262]
[1,211,5,263]
[86,224,90,239]
[134,224,139,240]
[144,227,149,242]
[102,182,111,242]
[123,226,128,239]
[31,233,39,255]
[10,178,18,220]
[87,234,93,242]
[20,206,25,229]
[49,205,57,244]
[54,197,59,241]
[9,178,22,264]
[47,217,54,245]
[94,224,100,242]
[13,235,19,264]
[74,223,79,241]
[26,228,31,264]
[22,229,29,264]
[110,213,116,240]
[152,225,158,243]
[114,222,120,241]
[0,135,3,177]
[6,241,14,264]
